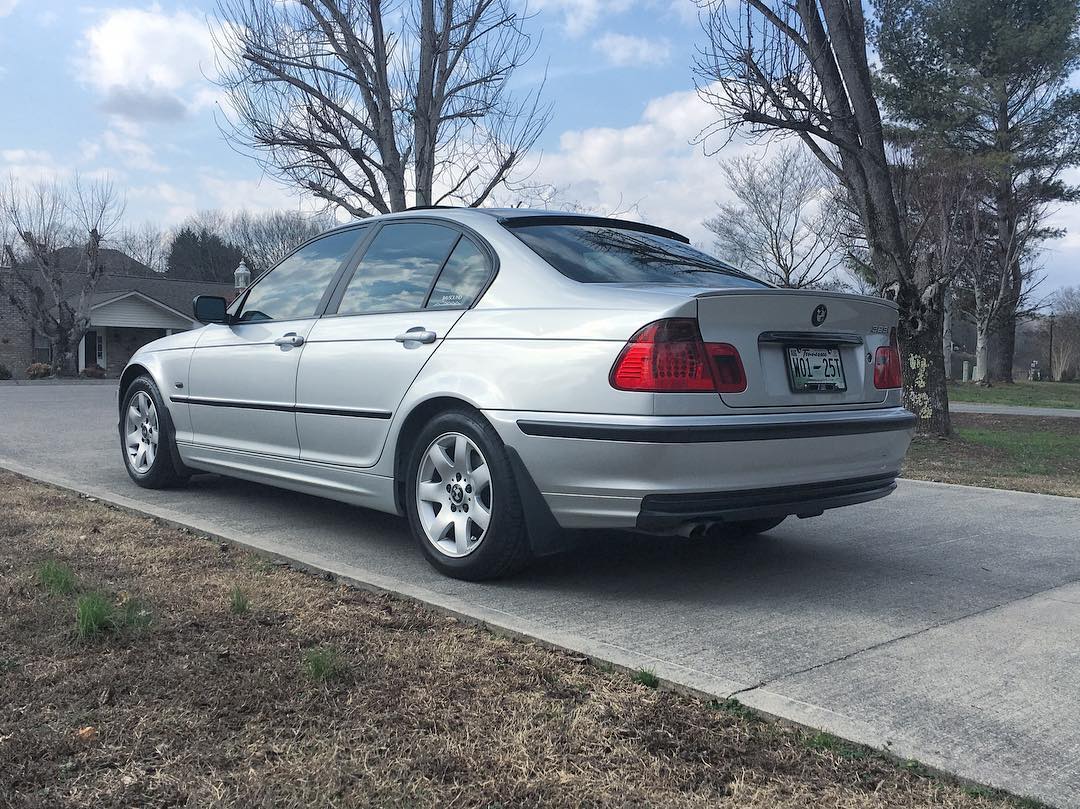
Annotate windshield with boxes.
[508,223,766,287]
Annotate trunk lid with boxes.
[695,289,898,409]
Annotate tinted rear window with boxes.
[510,224,766,287]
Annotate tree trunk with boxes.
[53,335,78,377]
[973,320,991,383]
[942,288,953,380]
[900,306,951,436]
[991,312,1016,383]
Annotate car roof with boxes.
[321,207,692,244]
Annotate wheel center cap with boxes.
[450,484,464,504]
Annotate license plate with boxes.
[786,346,846,392]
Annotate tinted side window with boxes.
[336,223,458,315]
[426,237,489,310]
[238,229,362,322]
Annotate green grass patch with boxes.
[36,560,77,595]
[804,731,874,761]
[948,381,1080,409]
[632,668,659,689]
[75,593,114,638]
[0,658,17,674]
[710,697,760,722]
[955,425,1080,477]
[75,593,151,638]
[229,587,250,615]
[302,646,347,683]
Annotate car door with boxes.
[295,221,494,467]
[185,227,366,457]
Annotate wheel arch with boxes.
[118,363,153,417]
[391,395,568,557]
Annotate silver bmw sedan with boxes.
[118,208,915,580]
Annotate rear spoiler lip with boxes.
[691,287,899,310]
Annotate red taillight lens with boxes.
[874,328,902,389]
[610,319,746,393]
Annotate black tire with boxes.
[120,375,187,489]
[405,409,533,581]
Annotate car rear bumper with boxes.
[483,407,915,530]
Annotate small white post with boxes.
[962,361,972,382]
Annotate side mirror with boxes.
[193,295,230,325]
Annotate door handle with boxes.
[394,328,437,345]
[274,332,305,348]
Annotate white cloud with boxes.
[0,0,17,18]
[528,86,763,247]
[76,7,217,121]
[593,32,671,66]
[530,0,635,36]
[101,120,165,173]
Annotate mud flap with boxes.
[506,447,574,557]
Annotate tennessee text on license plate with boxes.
[786,346,846,392]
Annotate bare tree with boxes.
[694,0,952,434]
[213,0,550,217]
[705,146,844,288]
[118,221,170,273]
[225,209,338,274]
[0,175,125,376]
[1049,287,1080,381]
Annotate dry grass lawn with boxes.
[0,471,1038,808]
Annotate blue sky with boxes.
[1,0,1077,292]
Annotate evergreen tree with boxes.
[166,226,244,284]
[877,0,1080,382]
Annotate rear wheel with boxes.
[405,410,532,580]
[121,376,187,488]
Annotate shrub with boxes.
[0,363,12,380]
[302,646,346,683]
[25,362,53,379]
[36,560,78,595]
[80,363,106,379]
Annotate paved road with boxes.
[951,401,1080,418]
[2,384,1078,808]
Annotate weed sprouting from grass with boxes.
[805,731,872,761]
[711,697,759,722]
[302,646,346,683]
[75,594,151,638]
[0,659,17,674]
[36,560,77,595]
[229,587,250,615]
[75,593,114,638]
[121,599,152,629]
[633,668,659,689]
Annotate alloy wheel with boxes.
[124,391,159,474]
[415,432,493,558]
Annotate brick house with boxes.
[0,248,237,379]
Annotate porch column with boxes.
[77,336,86,373]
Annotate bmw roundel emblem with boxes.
[811,304,828,327]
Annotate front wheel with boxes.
[405,410,532,580]
[120,376,187,488]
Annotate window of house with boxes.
[237,228,364,322]
[334,223,459,316]
[31,330,51,365]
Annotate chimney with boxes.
[234,259,251,290]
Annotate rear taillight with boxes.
[610,318,746,393]
[874,328,902,389]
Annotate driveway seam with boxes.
[737,576,1080,699]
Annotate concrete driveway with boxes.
[2,383,1078,807]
